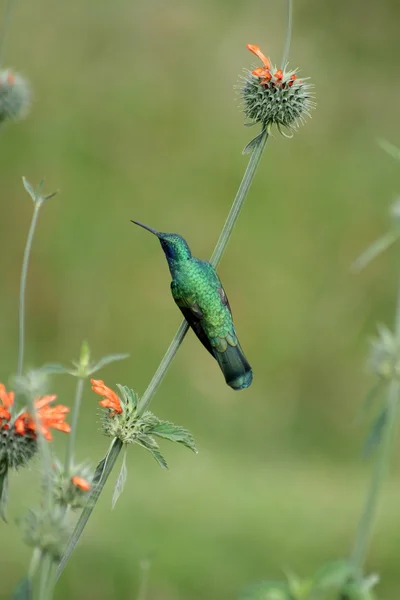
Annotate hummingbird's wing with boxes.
[171,282,214,356]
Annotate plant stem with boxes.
[57,123,270,582]
[37,552,54,600]
[64,377,85,474]
[351,277,400,573]
[17,202,41,378]
[137,558,151,600]
[0,0,14,64]
[138,128,269,415]
[56,438,123,580]
[280,0,293,69]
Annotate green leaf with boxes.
[11,577,33,600]
[151,420,197,453]
[38,363,72,375]
[0,462,8,522]
[351,231,399,272]
[89,353,130,374]
[136,435,168,469]
[378,138,400,161]
[239,581,291,600]
[311,559,354,592]
[242,128,267,155]
[112,449,127,509]
[116,384,138,410]
[363,407,387,458]
[22,177,37,203]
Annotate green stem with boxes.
[37,552,54,600]
[351,380,400,572]
[17,202,41,378]
[0,0,14,64]
[64,377,85,474]
[138,128,269,415]
[56,126,269,582]
[280,0,293,69]
[56,438,123,580]
[137,558,151,600]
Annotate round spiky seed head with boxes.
[241,44,315,133]
[0,69,31,125]
[22,507,70,561]
[0,425,37,469]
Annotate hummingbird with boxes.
[132,221,253,390]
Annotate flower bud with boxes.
[0,69,31,125]
[50,459,92,509]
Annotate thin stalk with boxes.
[64,377,85,473]
[351,277,400,573]
[0,0,14,64]
[17,202,41,378]
[138,128,269,415]
[351,380,400,572]
[56,128,270,578]
[280,0,293,69]
[137,559,151,600]
[56,438,123,580]
[37,552,54,600]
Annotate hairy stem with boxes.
[56,438,123,580]
[351,278,400,573]
[64,378,85,474]
[138,128,269,415]
[17,202,41,378]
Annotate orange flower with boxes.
[247,43,286,87]
[91,379,122,415]
[14,395,71,441]
[71,475,91,492]
[0,383,14,422]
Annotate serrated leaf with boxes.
[351,231,399,272]
[112,449,127,509]
[89,353,130,374]
[11,577,33,600]
[363,407,387,459]
[378,139,400,161]
[22,177,37,203]
[151,420,197,453]
[116,384,138,409]
[0,463,8,522]
[239,581,291,600]
[136,435,168,469]
[312,559,354,592]
[38,363,72,375]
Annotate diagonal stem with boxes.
[138,128,269,415]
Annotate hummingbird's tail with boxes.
[213,341,253,390]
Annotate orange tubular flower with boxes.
[0,383,14,422]
[71,475,91,492]
[14,395,71,441]
[91,379,122,415]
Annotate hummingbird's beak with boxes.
[131,220,160,237]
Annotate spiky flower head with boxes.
[22,507,70,561]
[0,383,71,470]
[241,44,314,134]
[369,325,400,381]
[50,459,92,509]
[0,69,31,125]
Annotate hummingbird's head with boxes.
[131,221,192,262]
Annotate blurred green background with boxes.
[1,0,400,597]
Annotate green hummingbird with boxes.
[132,221,253,390]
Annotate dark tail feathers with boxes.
[213,342,253,390]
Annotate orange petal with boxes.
[0,407,11,420]
[0,383,15,409]
[246,44,271,70]
[274,69,283,81]
[35,395,57,410]
[71,476,91,492]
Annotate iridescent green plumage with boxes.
[132,221,253,390]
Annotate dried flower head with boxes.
[0,383,71,470]
[22,507,70,561]
[241,44,314,134]
[0,69,31,125]
[50,459,92,509]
